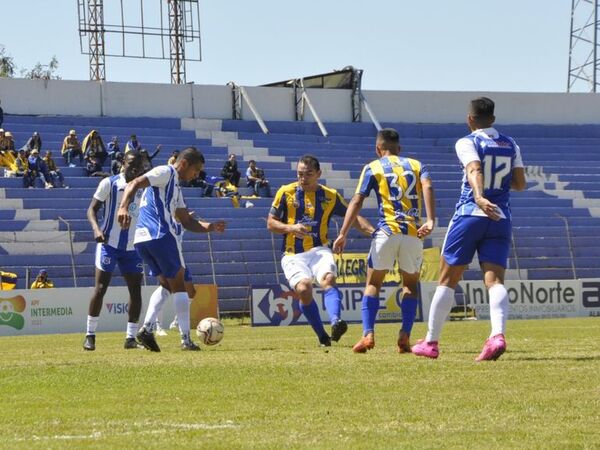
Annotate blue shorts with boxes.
[134,233,184,279]
[95,243,143,275]
[442,215,511,268]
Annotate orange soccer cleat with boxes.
[352,333,375,353]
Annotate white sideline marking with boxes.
[11,421,238,442]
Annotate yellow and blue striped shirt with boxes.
[270,182,348,255]
[356,155,430,237]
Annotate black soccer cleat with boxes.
[331,320,348,342]
[136,326,161,352]
[318,333,332,347]
[83,334,96,351]
[124,337,143,349]
[181,340,201,351]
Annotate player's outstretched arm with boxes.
[465,161,501,221]
[117,175,150,228]
[333,193,365,254]
[417,177,435,238]
[352,214,375,238]
[176,208,225,233]
[87,198,106,243]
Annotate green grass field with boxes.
[1,317,599,449]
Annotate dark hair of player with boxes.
[376,128,400,152]
[177,147,205,165]
[298,154,320,171]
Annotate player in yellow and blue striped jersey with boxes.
[334,128,435,353]
[268,155,374,347]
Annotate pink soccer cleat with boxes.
[411,339,439,359]
[475,334,506,361]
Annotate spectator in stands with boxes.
[23,132,42,153]
[0,145,16,172]
[82,130,108,165]
[246,160,271,197]
[61,129,83,167]
[221,154,241,187]
[28,149,53,189]
[107,136,120,160]
[111,152,124,175]
[140,145,161,172]
[168,150,179,165]
[43,150,66,188]
[1,131,15,153]
[86,153,110,178]
[14,149,29,180]
[31,269,54,289]
[125,134,142,153]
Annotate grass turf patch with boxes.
[1,317,599,449]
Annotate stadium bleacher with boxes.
[1,115,599,312]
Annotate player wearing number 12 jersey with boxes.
[412,97,526,361]
[333,128,436,354]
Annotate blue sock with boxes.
[299,300,327,339]
[400,297,418,335]
[323,287,342,325]
[361,295,380,336]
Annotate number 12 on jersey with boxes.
[483,155,512,190]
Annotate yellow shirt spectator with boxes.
[31,270,54,289]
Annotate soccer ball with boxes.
[196,317,224,346]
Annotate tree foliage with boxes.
[0,44,60,80]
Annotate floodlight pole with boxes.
[567,0,599,92]
[168,0,186,84]
[88,0,106,81]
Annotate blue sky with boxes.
[2,1,572,92]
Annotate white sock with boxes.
[86,315,99,335]
[173,292,191,341]
[488,284,508,337]
[126,322,138,339]
[143,286,170,330]
[426,286,455,342]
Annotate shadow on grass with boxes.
[510,355,600,362]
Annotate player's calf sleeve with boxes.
[143,286,170,330]
[323,287,342,325]
[173,292,191,339]
[361,295,380,336]
[400,297,418,335]
[299,300,327,339]
[426,286,455,342]
[488,284,508,337]
[126,322,138,339]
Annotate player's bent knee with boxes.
[320,272,336,288]
[294,280,313,302]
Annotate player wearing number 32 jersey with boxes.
[333,128,436,354]
[413,97,526,361]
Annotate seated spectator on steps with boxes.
[61,130,82,167]
[85,153,110,178]
[221,154,241,187]
[23,131,42,153]
[1,131,16,154]
[31,269,54,289]
[111,152,124,175]
[140,145,161,172]
[246,160,271,197]
[125,134,142,153]
[11,149,29,186]
[168,150,179,166]
[82,129,108,165]
[0,147,16,172]
[107,136,120,160]
[28,149,53,189]
[43,150,66,188]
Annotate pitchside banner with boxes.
[420,279,600,320]
[251,283,422,326]
[0,284,218,337]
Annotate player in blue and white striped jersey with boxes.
[118,147,225,352]
[83,151,145,351]
[413,97,527,361]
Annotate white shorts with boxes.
[281,246,337,289]
[368,231,423,273]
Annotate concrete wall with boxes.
[0,77,598,124]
